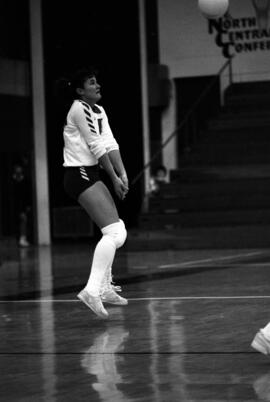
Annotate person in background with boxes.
[12,161,31,247]
[148,165,169,196]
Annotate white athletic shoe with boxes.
[100,271,128,306]
[77,289,109,319]
[251,330,270,355]
[101,286,128,306]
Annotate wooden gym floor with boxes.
[1,244,270,401]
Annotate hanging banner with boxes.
[208,0,270,58]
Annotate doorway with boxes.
[174,75,221,163]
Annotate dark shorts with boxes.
[63,165,101,200]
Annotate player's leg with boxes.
[99,218,128,306]
[77,181,127,317]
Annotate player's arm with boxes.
[72,102,127,198]
[108,150,128,189]
[101,109,129,189]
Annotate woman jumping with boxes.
[62,68,129,319]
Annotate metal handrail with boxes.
[131,57,234,187]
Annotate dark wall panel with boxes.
[0,95,32,152]
[42,0,144,227]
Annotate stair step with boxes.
[219,110,270,119]
[126,224,270,250]
[225,81,270,95]
[201,128,270,144]
[179,148,270,165]
[139,209,270,229]
[193,142,270,153]
[222,103,270,113]
[170,165,270,181]
[163,178,270,196]
[225,94,270,107]
[149,193,270,213]
[208,118,270,130]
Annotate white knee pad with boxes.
[101,219,127,249]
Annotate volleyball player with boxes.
[62,68,129,319]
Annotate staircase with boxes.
[128,80,270,250]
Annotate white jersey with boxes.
[63,100,119,166]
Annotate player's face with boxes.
[79,76,101,105]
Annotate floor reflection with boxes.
[253,372,270,401]
[81,300,190,401]
[38,246,56,402]
[147,300,189,401]
[81,318,130,402]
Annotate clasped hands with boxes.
[120,173,129,200]
[113,173,129,200]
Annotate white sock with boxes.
[261,322,270,341]
[85,220,126,296]
[85,229,116,296]
[100,266,113,293]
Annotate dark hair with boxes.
[54,67,98,127]
[54,66,98,101]
[70,67,98,95]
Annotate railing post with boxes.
[229,56,233,85]
[138,0,151,212]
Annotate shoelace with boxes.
[111,284,122,293]
[100,279,122,295]
[111,275,122,292]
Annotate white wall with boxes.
[158,0,270,170]
[158,0,270,81]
